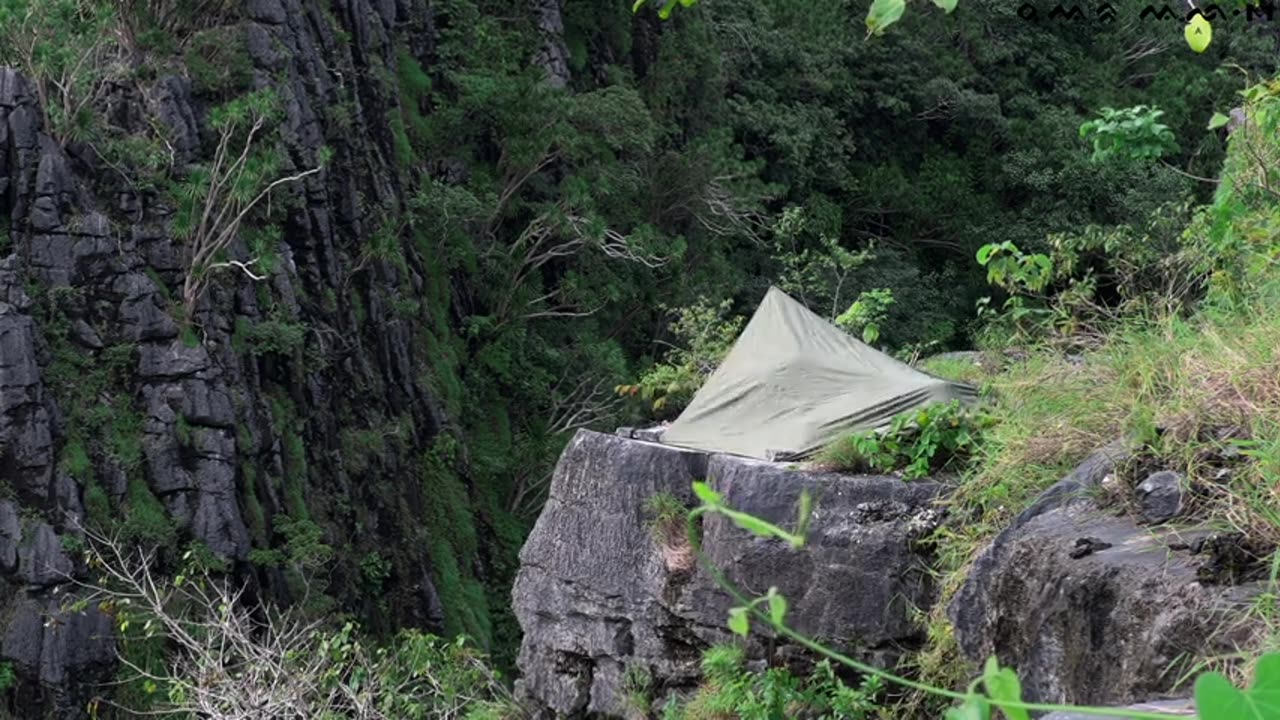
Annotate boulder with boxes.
[1136,470,1184,525]
[514,430,947,717]
[950,443,1262,706]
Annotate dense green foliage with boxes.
[656,645,883,719]
[5,0,1280,713]
[817,400,993,479]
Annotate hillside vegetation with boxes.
[0,0,1278,716]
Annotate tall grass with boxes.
[913,290,1280,697]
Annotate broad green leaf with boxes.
[1185,14,1212,54]
[727,606,750,637]
[1208,112,1230,130]
[866,0,906,36]
[945,694,991,720]
[981,657,1030,720]
[722,508,789,539]
[932,0,958,12]
[1195,653,1280,720]
[767,589,788,626]
[1196,671,1248,718]
[976,243,998,265]
[692,481,722,506]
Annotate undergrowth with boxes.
[900,78,1280,703]
[909,282,1280,705]
[815,400,993,479]
[657,644,882,720]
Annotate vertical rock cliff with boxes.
[0,1,526,714]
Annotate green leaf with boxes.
[931,0,958,12]
[767,589,788,626]
[1185,14,1212,54]
[862,323,880,344]
[795,489,813,539]
[1208,112,1231,130]
[1195,653,1280,720]
[945,694,991,720]
[692,481,722,506]
[727,606,750,637]
[981,657,1030,720]
[722,507,789,539]
[866,0,906,36]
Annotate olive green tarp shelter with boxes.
[661,287,977,461]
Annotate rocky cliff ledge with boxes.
[951,442,1264,707]
[516,433,1265,717]
[512,430,947,717]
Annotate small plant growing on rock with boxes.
[644,492,694,573]
[619,663,654,719]
[663,643,882,719]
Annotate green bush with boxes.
[183,25,252,95]
[662,644,882,720]
[817,400,993,479]
[1079,105,1177,163]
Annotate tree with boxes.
[171,89,327,315]
[0,0,118,144]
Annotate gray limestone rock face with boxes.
[950,443,1261,706]
[0,304,55,503]
[513,430,947,717]
[0,0,456,705]
[1,593,116,717]
[0,502,21,574]
[531,0,571,87]
[17,521,73,587]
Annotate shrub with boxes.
[1079,105,1178,163]
[665,644,882,720]
[817,400,993,479]
[835,288,894,345]
[73,529,519,719]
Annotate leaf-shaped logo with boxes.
[1185,14,1212,54]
